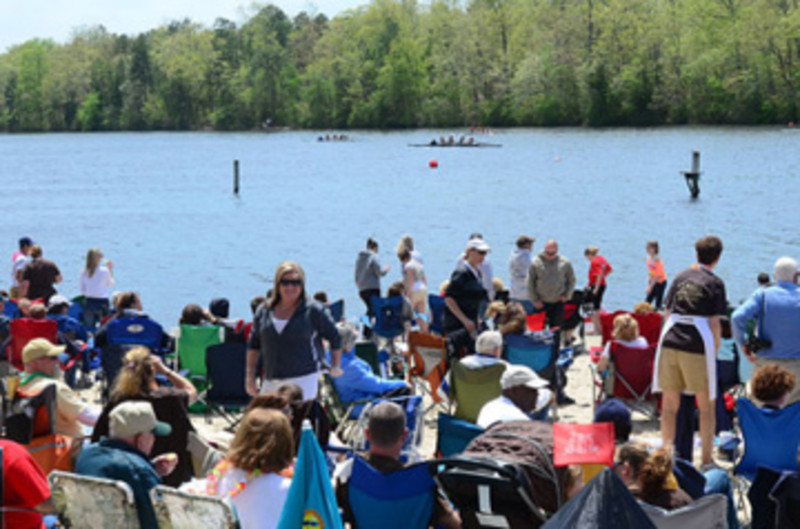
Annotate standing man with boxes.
[355,238,390,323]
[19,244,62,303]
[9,236,33,299]
[508,235,535,304]
[654,235,726,468]
[732,256,800,403]
[527,239,576,331]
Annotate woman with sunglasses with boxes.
[246,261,342,399]
[443,239,490,355]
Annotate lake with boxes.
[2,127,798,326]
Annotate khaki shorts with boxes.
[658,347,709,394]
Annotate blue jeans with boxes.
[704,468,738,529]
[84,297,110,331]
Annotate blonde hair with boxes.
[29,245,43,259]
[227,408,294,473]
[269,261,306,309]
[110,347,156,403]
[612,314,640,342]
[85,248,103,278]
[633,302,654,315]
[29,303,47,320]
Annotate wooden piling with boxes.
[234,160,240,195]
[682,150,701,199]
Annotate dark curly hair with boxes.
[752,364,796,404]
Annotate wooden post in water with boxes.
[682,150,701,199]
[233,160,240,195]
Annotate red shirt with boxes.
[588,256,612,286]
[1,439,50,529]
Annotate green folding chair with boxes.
[451,361,506,424]
[176,325,223,413]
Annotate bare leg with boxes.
[696,391,716,466]
[660,390,681,452]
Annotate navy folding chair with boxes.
[370,296,406,341]
[504,332,558,385]
[347,456,435,529]
[104,317,167,354]
[770,472,800,529]
[428,294,446,336]
[749,466,783,529]
[436,413,484,457]
[3,300,19,319]
[326,299,344,323]
[673,457,707,500]
[735,398,800,481]
[205,342,251,430]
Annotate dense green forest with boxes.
[1,0,799,131]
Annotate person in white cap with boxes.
[476,364,552,428]
[444,238,491,353]
[76,400,176,529]
[18,338,98,437]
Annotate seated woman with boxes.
[597,313,649,373]
[751,364,796,409]
[205,408,294,529]
[615,444,692,510]
[94,291,174,353]
[91,347,198,486]
[328,322,410,417]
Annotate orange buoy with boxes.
[429,160,438,169]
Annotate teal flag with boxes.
[277,422,344,529]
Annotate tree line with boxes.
[1,0,799,131]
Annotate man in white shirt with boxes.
[9,236,33,298]
[477,364,551,428]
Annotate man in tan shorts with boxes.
[655,236,727,468]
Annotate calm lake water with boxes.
[2,128,798,325]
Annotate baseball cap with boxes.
[109,401,172,438]
[22,338,66,364]
[516,235,535,247]
[466,238,491,253]
[19,237,33,248]
[593,398,632,442]
[475,330,503,354]
[500,364,549,390]
[48,294,72,309]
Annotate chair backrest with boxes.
[504,333,556,382]
[748,465,783,529]
[770,472,800,529]
[735,398,800,480]
[177,324,223,378]
[205,342,250,405]
[105,316,165,352]
[639,493,729,529]
[7,319,59,371]
[672,458,706,500]
[348,456,435,529]
[599,311,627,345]
[408,331,446,378]
[610,343,657,400]
[632,312,664,346]
[370,296,406,339]
[436,413,484,457]
[354,341,381,375]
[48,470,140,529]
[67,296,86,326]
[326,299,345,323]
[428,294,446,335]
[2,300,18,319]
[151,485,238,529]
[451,361,506,423]
[5,382,57,443]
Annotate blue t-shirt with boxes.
[76,438,161,528]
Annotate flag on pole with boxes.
[277,421,343,529]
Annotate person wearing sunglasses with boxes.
[246,261,342,399]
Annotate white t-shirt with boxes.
[601,337,649,358]
[80,266,114,298]
[216,470,291,529]
[10,254,30,288]
[477,395,529,428]
[272,316,289,334]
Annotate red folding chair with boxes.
[632,312,663,346]
[604,342,659,418]
[6,319,59,371]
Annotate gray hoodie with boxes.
[527,252,575,304]
[354,250,387,291]
[508,248,533,300]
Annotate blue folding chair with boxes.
[205,342,251,430]
[504,332,557,384]
[3,300,19,319]
[347,456,435,529]
[436,413,484,457]
[326,299,344,323]
[100,317,170,401]
[735,398,800,481]
[370,296,406,341]
[428,294,446,336]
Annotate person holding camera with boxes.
[732,256,800,404]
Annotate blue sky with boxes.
[0,0,362,52]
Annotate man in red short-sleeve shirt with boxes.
[1,439,55,529]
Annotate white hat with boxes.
[466,238,491,253]
[48,294,71,308]
[501,364,549,390]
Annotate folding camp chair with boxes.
[632,312,663,346]
[150,485,239,529]
[326,299,345,323]
[370,295,407,350]
[319,372,374,444]
[428,294,446,336]
[504,332,559,419]
[748,465,782,529]
[591,343,659,418]
[770,472,800,529]
[450,361,506,424]
[6,319,59,371]
[205,342,251,430]
[49,471,139,529]
[734,398,800,481]
[433,457,549,528]
[436,413,484,458]
[354,340,382,376]
[407,331,448,412]
[2,300,18,319]
[639,493,729,529]
[346,456,436,529]
[177,324,224,386]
